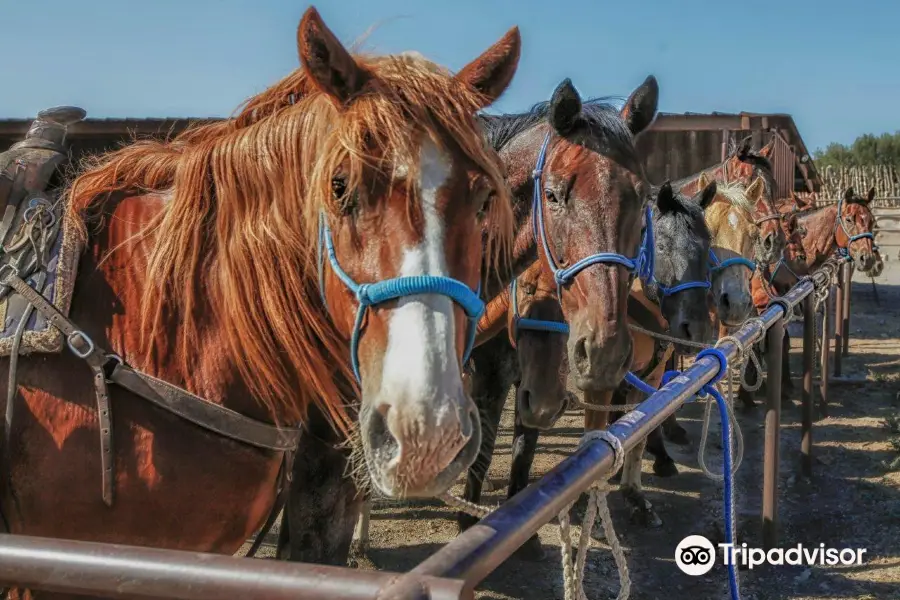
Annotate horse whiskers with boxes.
[338,425,373,498]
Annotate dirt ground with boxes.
[245,261,900,600]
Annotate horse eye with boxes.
[331,176,348,200]
[545,189,558,204]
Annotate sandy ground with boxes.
[243,261,900,600]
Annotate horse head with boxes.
[304,8,522,498]
[649,181,715,353]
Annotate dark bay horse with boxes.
[0,7,524,592]
[745,187,876,400]
[456,181,717,560]
[455,77,661,539]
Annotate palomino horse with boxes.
[745,187,876,399]
[323,76,661,566]
[457,181,717,560]
[0,6,525,591]
[675,136,785,267]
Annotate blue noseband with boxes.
[317,213,484,383]
[709,249,756,275]
[509,278,571,340]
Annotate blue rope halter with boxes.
[833,194,875,260]
[317,213,484,383]
[531,133,655,296]
[709,249,756,276]
[508,278,570,341]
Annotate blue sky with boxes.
[2,0,898,152]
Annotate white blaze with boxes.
[378,137,463,444]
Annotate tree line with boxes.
[814,131,900,169]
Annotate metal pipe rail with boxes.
[0,534,469,600]
[378,261,839,597]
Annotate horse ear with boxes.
[865,187,876,204]
[297,7,369,104]
[746,177,769,216]
[758,137,775,158]
[656,181,677,214]
[549,78,583,135]
[455,27,521,108]
[843,187,855,202]
[695,181,717,210]
[620,75,659,136]
[746,176,765,203]
[785,214,800,236]
[736,135,753,159]
[698,171,711,190]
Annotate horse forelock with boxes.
[64,50,515,436]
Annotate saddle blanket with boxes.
[0,196,82,357]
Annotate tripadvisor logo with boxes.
[675,535,868,574]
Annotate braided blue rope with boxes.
[318,213,484,382]
[709,249,756,274]
[531,133,655,293]
[509,278,570,340]
[625,347,739,600]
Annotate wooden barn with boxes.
[640,111,822,200]
[0,110,822,202]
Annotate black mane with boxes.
[477,97,641,172]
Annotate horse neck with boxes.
[798,204,840,266]
[84,193,276,423]
[481,127,548,301]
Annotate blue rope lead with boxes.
[625,346,739,600]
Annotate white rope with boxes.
[443,431,630,600]
[438,491,493,519]
[559,431,630,600]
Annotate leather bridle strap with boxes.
[0,267,302,504]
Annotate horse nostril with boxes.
[721,292,731,310]
[573,337,588,365]
[680,322,692,340]
[521,389,533,413]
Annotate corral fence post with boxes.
[841,262,852,357]
[801,293,815,477]
[833,270,844,377]
[762,311,784,550]
[818,283,833,418]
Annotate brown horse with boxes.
[454,78,662,537]
[744,187,875,402]
[0,7,524,593]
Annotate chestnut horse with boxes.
[325,77,662,565]
[745,187,875,400]
[0,7,524,594]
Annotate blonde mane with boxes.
[65,52,515,434]
[707,177,756,215]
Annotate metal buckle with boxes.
[0,263,19,286]
[67,331,96,359]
